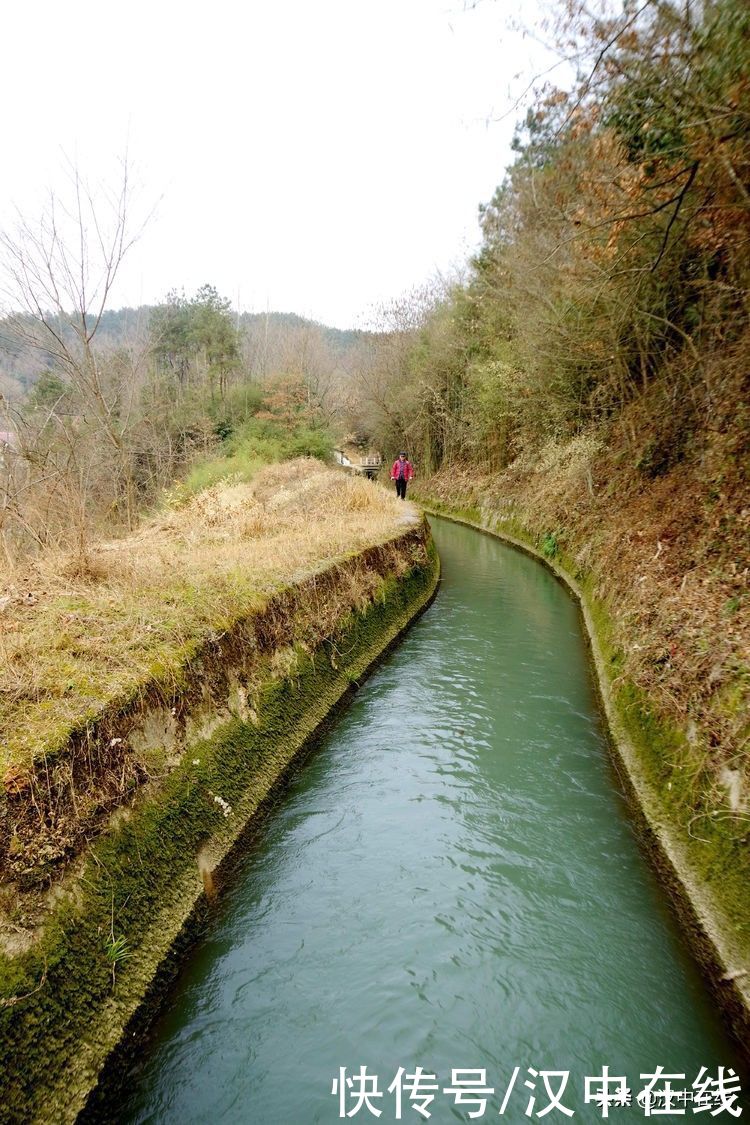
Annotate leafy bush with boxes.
[207,382,265,439]
[541,531,559,559]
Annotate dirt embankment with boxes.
[0,460,439,1123]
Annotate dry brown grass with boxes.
[0,461,410,772]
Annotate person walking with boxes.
[390,451,414,500]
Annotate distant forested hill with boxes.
[0,307,375,402]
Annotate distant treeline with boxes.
[0,305,373,400]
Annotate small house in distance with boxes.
[332,444,383,480]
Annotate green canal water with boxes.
[101,517,746,1122]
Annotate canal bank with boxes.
[416,497,750,1058]
[0,511,438,1124]
[87,515,746,1123]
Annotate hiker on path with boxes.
[390,451,414,500]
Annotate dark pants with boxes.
[395,477,407,500]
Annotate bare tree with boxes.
[0,157,149,556]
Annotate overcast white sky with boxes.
[1,0,560,329]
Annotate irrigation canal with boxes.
[93,515,746,1122]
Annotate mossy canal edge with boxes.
[0,520,440,1124]
[418,499,750,1060]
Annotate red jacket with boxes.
[390,458,414,481]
